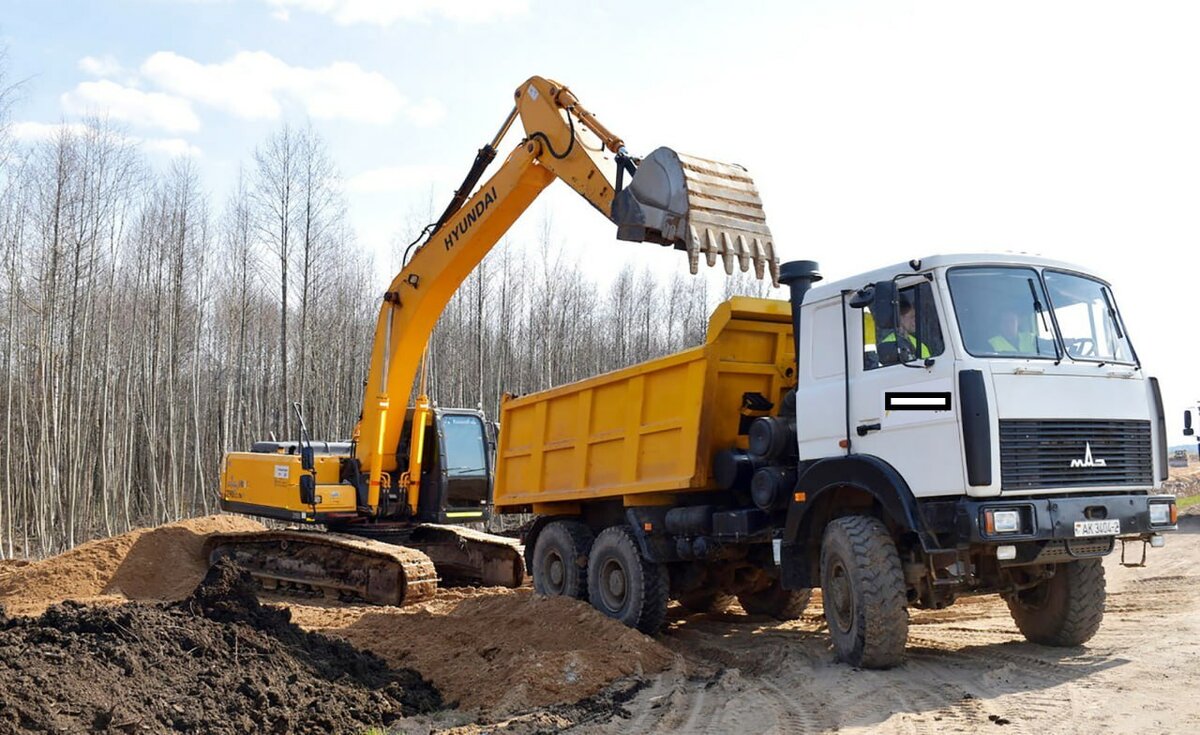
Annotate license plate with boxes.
[1074,519,1121,537]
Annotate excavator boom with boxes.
[216,75,778,607]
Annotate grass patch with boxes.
[1178,494,1200,510]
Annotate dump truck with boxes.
[207,75,777,606]
[495,254,1179,668]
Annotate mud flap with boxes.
[612,147,779,285]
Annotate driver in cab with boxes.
[989,309,1037,354]
[881,294,931,361]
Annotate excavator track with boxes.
[204,530,439,607]
[348,523,526,589]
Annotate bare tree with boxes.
[252,123,300,436]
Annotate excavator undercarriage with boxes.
[204,525,523,606]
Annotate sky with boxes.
[2,0,1199,443]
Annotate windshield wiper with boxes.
[1028,278,1062,364]
[1100,287,1124,339]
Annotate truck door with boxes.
[850,279,966,497]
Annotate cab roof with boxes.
[801,252,1107,304]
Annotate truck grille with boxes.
[999,420,1153,490]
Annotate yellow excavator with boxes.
[206,75,778,606]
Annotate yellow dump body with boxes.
[494,297,795,513]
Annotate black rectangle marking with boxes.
[885,392,952,411]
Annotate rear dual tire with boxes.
[531,520,593,600]
[587,525,670,634]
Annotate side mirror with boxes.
[300,445,315,471]
[849,285,875,309]
[299,474,316,505]
[871,280,899,330]
[1186,410,1195,437]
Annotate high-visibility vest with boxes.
[881,331,931,359]
[988,333,1037,353]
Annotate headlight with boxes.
[985,509,1022,534]
[1149,502,1174,526]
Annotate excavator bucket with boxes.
[612,147,779,286]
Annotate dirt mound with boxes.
[0,560,441,734]
[1165,466,1200,500]
[0,515,264,616]
[290,588,675,715]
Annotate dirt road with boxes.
[574,515,1200,735]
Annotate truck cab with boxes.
[779,253,1176,664]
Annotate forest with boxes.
[0,57,770,558]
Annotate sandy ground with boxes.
[2,511,1197,734]
[557,515,1200,735]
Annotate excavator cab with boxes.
[397,408,494,525]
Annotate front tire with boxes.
[531,520,593,600]
[587,525,670,634]
[1006,559,1105,646]
[819,515,908,668]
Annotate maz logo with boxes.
[1070,442,1108,468]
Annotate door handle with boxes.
[856,423,881,436]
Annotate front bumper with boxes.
[954,493,1177,544]
[918,493,1177,564]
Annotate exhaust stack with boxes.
[779,260,823,366]
[612,147,779,285]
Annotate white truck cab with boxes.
[771,254,1176,667]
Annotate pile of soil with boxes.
[0,560,441,734]
[290,588,676,715]
[1165,465,1200,500]
[0,514,676,721]
[0,515,265,616]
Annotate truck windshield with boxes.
[442,415,487,477]
[1043,270,1134,363]
[947,267,1058,359]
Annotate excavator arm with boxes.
[211,75,778,605]
[358,76,779,513]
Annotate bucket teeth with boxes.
[686,226,701,275]
[613,147,780,286]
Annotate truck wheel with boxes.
[820,515,908,669]
[1006,559,1105,646]
[738,583,812,620]
[532,520,593,600]
[678,590,734,614]
[587,525,670,634]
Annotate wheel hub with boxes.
[547,553,565,589]
[828,561,855,634]
[599,559,628,610]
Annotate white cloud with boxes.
[141,137,202,158]
[10,121,200,158]
[10,121,91,140]
[404,97,446,127]
[60,80,200,133]
[78,54,124,78]
[262,0,529,26]
[346,164,454,193]
[140,51,407,124]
